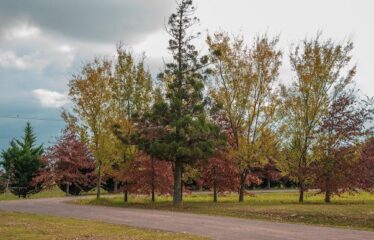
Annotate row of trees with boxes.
[1,0,373,204]
[66,0,373,204]
[1,116,372,203]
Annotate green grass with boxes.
[0,186,105,201]
[0,211,207,240]
[0,187,65,201]
[77,191,374,231]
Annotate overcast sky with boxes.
[0,0,373,151]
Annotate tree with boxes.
[110,45,154,201]
[208,32,282,201]
[141,0,219,205]
[356,137,374,191]
[0,122,44,198]
[123,153,173,202]
[102,164,123,193]
[110,44,153,122]
[68,58,113,199]
[34,128,96,196]
[280,34,356,202]
[311,92,372,203]
[0,171,7,194]
[259,159,281,189]
[198,151,239,202]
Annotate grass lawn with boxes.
[0,186,103,201]
[0,211,206,240]
[77,191,374,231]
[0,187,66,201]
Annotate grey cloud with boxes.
[0,0,174,43]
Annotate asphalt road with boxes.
[0,197,373,240]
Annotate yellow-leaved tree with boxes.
[68,58,113,199]
[279,34,356,203]
[109,44,153,202]
[208,32,282,202]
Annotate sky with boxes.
[0,0,373,151]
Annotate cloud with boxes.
[0,24,76,71]
[0,0,174,43]
[4,23,40,40]
[32,89,69,108]
[0,48,74,71]
[0,51,30,69]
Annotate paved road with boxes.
[0,197,373,240]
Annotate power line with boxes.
[0,115,64,122]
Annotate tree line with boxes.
[1,0,373,204]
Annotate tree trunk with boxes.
[180,179,183,202]
[325,190,331,203]
[114,181,118,193]
[124,190,128,203]
[213,166,217,202]
[65,183,70,196]
[267,178,271,189]
[173,158,182,205]
[151,186,155,202]
[325,178,331,203]
[151,157,155,202]
[123,182,128,203]
[96,162,102,199]
[5,177,10,193]
[299,188,304,203]
[298,179,304,203]
[239,171,247,202]
[213,182,217,203]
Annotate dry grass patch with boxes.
[0,211,207,240]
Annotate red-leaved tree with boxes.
[355,138,374,191]
[311,93,372,203]
[117,152,173,202]
[198,151,239,202]
[257,159,281,189]
[34,129,96,195]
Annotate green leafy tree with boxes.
[0,122,44,198]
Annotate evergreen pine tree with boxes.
[144,0,219,205]
[1,122,44,198]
